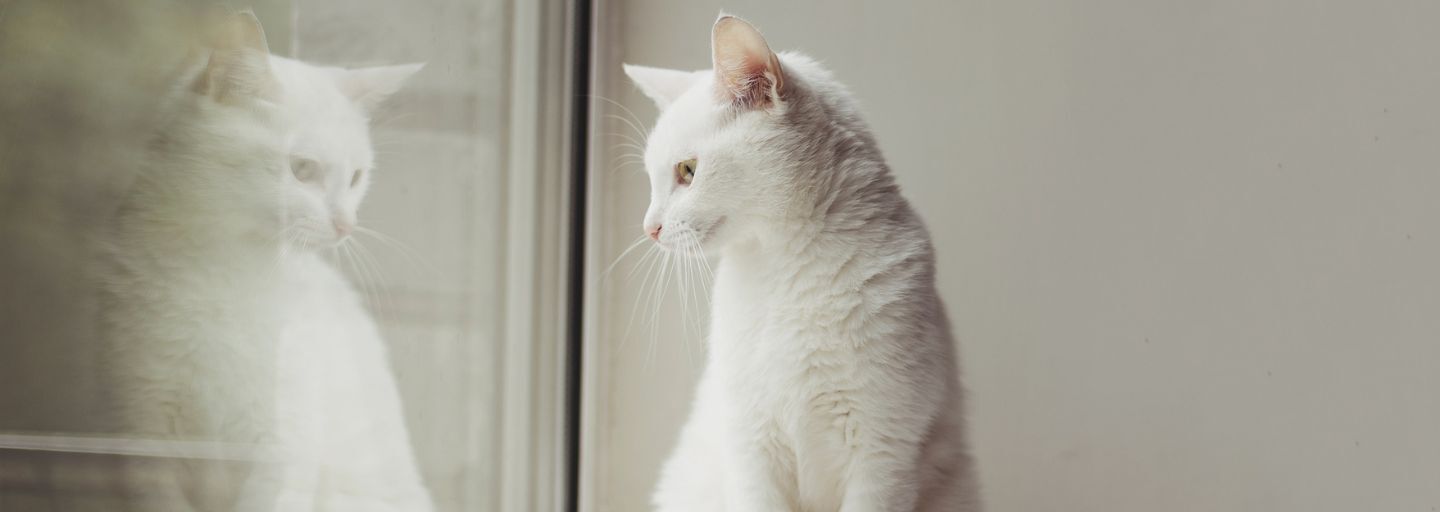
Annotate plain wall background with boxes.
[587,1,1440,511]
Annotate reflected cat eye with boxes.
[675,158,697,185]
[291,158,320,183]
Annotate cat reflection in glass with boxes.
[96,10,431,511]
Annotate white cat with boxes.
[95,12,432,511]
[625,15,981,512]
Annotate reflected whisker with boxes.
[354,226,435,277]
[345,239,390,320]
[356,246,387,318]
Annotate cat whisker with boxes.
[343,239,389,320]
[338,241,367,299]
[338,241,370,305]
[610,155,645,167]
[592,95,652,142]
[609,160,647,176]
[609,162,645,174]
[675,239,690,365]
[606,101,650,140]
[272,225,302,264]
[603,133,646,161]
[609,154,647,170]
[599,235,652,284]
[611,142,647,155]
[691,230,716,286]
[679,238,701,365]
[606,131,647,149]
[686,232,711,349]
[623,241,660,285]
[353,226,436,277]
[349,239,393,314]
[605,115,651,147]
[606,148,645,164]
[293,229,314,257]
[646,249,675,370]
[619,243,662,350]
[638,245,670,368]
[617,232,718,368]
[595,102,650,144]
[610,154,643,168]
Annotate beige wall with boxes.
[587,1,1440,511]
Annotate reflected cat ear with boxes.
[335,63,426,114]
[195,10,278,103]
[623,64,699,110]
[711,14,785,110]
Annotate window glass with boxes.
[0,1,567,510]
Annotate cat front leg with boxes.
[653,426,723,512]
[721,420,796,512]
[720,437,800,512]
[654,368,725,512]
[838,445,921,512]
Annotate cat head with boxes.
[167,10,421,250]
[624,14,834,255]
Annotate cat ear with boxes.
[623,64,698,110]
[334,63,426,113]
[711,14,785,109]
[194,10,278,103]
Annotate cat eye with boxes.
[674,158,697,185]
[351,169,364,188]
[291,158,320,183]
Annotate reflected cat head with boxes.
[153,10,421,250]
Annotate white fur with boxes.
[628,15,981,512]
[96,13,430,511]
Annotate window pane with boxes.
[0,1,568,510]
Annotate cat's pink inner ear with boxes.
[337,63,426,113]
[711,15,785,109]
[195,10,278,103]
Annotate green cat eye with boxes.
[675,158,697,185]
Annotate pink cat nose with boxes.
[333,220,354,237]
[646,224,663,241]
